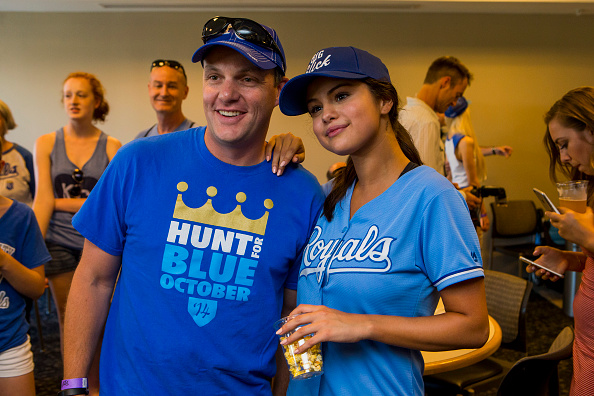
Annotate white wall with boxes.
[1,11,593,202]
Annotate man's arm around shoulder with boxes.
[63,240,121,385]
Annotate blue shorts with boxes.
[44,242,82,276]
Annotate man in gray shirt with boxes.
[135,59,195,139]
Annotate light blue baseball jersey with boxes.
[291,165,483,396]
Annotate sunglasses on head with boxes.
[151,59,187,80]
[69,168,84,198]
[202,16,286,71]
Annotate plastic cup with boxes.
[556,181,588,213]
[273,314,323,380]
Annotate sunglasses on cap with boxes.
[69,168,84,198]
[151,59,187,80]
[202,16,286,71]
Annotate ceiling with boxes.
[1,0,593,15]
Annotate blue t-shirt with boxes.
[73,127,325,395]
[0,200,50,352]
[290,165,483,396]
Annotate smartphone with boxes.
[533,188,560,214]
[519,256,564,278]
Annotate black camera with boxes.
[469,186,507,205]
[468,186,507,226]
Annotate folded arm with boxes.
[0,250,45,299]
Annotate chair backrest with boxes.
[497,326,574,396]
[491,200,539,238]
[484,270,532,353]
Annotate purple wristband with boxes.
[61,378,88,390]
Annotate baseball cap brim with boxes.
[192,34,281,71]
[279,70,369,116]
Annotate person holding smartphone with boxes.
[527,86,594,396]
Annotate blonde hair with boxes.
[0,99,17,139]
[447,108,486,182]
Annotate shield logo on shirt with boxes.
[188,297,217,327]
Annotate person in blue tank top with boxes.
[32,72,122,394]
[0,148,50,396]
[277,47,490,396]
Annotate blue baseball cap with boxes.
[192,21,285,74]
[445,97,469,118]
[279,46,390,116]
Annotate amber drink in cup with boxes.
[274,314,323,380]
[557,181,588,213]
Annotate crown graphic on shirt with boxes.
[172,182,273,235]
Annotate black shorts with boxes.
[44,242,82,276]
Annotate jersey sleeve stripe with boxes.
[433,267,484,288]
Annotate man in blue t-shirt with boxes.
[62,17,324,396]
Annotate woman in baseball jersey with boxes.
[277,47,489,395]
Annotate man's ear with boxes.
[275,77,289,107]
[439,76,451,90]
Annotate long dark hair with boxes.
[323,78,422,221]
[543,87,594,205]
